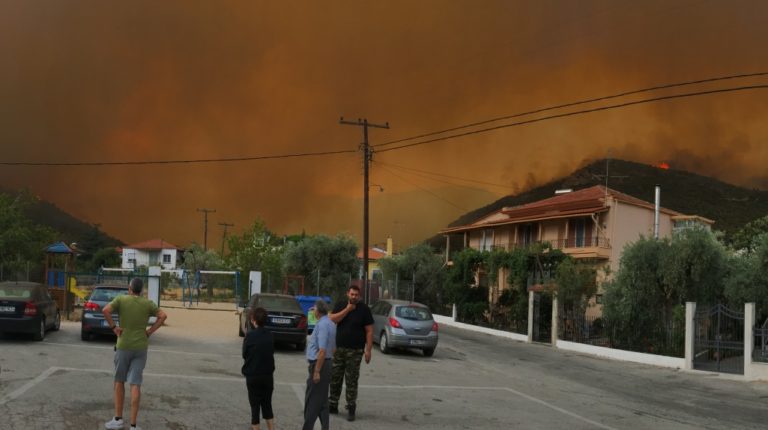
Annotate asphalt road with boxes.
[1,312,767,429]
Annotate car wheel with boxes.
[423,348,435,357]
[81,328,92,341]
[379,332,390,354]
[52,311,61,331]
[33,318,45,341]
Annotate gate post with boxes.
[745,302,755,380]
[684,302,696,370]
[527,290,534,343]
[148,266,161,306]
[551,295,558,346]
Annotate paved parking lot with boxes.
[2,306,768,429]
[4,307,537,430]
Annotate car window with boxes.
[256,296,301,310]
[395,305,432,321]
[0,287,32,298]
[90,288,128,302]
[371,302,383,315]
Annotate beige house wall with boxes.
[494,229,510,249]
[468,231,482,249]
[607,199,674,273]
[541,221,561,243]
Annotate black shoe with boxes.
[329,404,338,414]
[347,406,356,422]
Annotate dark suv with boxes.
[239,293,308,350]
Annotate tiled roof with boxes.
[357,248,388,260]
[443,185,682,233]
[123,239,180,250]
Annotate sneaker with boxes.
[105,418,124,429]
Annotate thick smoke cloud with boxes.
[0,1,766,247]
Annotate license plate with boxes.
[0,305,14,313]
[271,317,291,325]
[101,320,116,328]
[409,339,426,346]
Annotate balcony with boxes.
[488,237,610,259]
[551,236,610,259]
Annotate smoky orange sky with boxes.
[1,1,767,249]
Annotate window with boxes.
[395,305,433,321]
[89,287,129,302]
[573,219,586,247]
[480,229,494,251]
[370,302,382,315]
[163,254,172,264]
[522,224,535,245]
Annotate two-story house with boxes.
[121,239,181,270]
[441,185,712,314]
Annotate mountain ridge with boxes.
[428,159,767,247]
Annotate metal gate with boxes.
[693,304,744,375]
[532,292,552,343]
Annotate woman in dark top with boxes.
[242,307,275,430]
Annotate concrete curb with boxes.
[434,314,684,369]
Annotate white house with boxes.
[121,239,181,270]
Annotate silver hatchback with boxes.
[371,299,438,357]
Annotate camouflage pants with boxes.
[329,347,364,408]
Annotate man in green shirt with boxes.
[103,278,167,430]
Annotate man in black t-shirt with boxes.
[328,285,373,422]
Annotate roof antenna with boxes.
[604,152,610,205]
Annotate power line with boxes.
[377,84,768,154]
[0,148,357,167]
[380,164,497,193]
[374,71,768,149]
[379,165,468,212]
[377,161,516,190]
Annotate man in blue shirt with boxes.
[303,299,336,430]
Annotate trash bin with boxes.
[295,295,332,333]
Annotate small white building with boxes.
[121,239,181,270]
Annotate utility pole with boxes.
[340,117,389,303]
[196,208,216,251]
[218,222,234,256]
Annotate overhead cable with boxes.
[376,84,768,154]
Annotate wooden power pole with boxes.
[339,117,389,303]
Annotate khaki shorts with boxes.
[114,349,148,385]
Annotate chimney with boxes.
[654,185,660,239]
[386,237,393,256]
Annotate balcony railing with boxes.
[489,236,610,252]
[551,236,610,249]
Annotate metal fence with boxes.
[559,313,685,358]
[754,318,768,363]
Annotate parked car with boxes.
[0,281,60,341]
[371,299,438,357]
[239,293,308,350]
[81,285,128,341]
[81,285,159,341]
